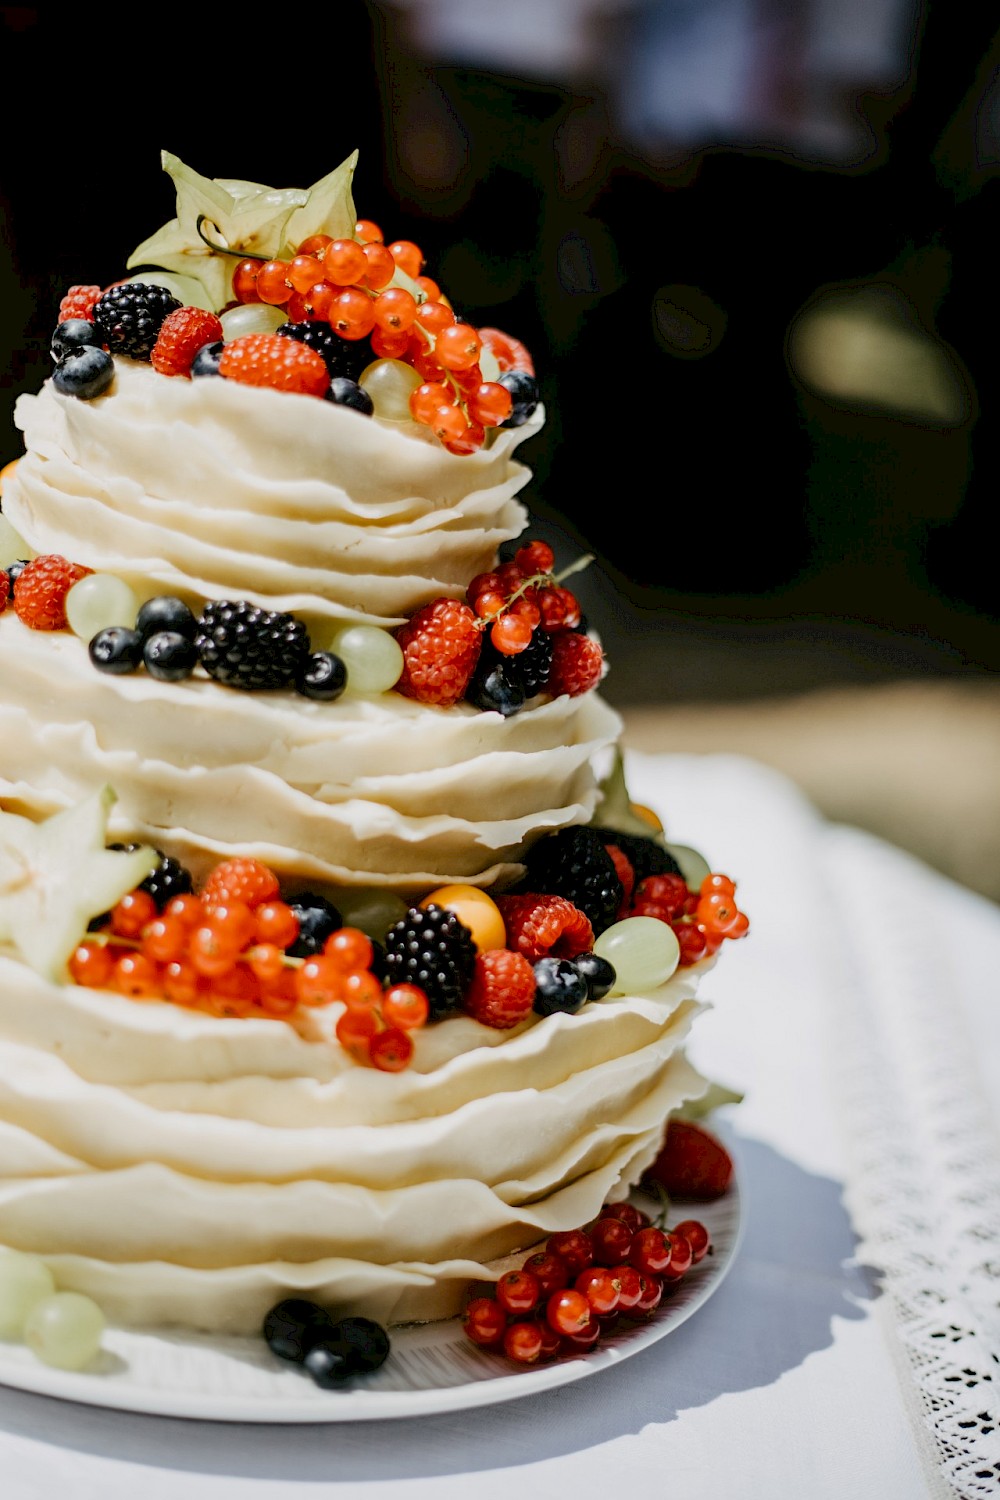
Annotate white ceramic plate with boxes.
[0,1177,743,1423]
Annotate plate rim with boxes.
[0,1169,745,1424]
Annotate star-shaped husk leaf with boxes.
[126,150,360,311]
[0,787,158,983]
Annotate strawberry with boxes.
[463,948,536,1028]
[218,333,330,397]
[395,597,482,707]
[151,307,224,377]
[546,632,603,697]
[201,858,281,911]
[13,554,91,631]
[642,1119,734,1201]
[496,892,593,962]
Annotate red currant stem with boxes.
[473,554,596,633]
[649,1181,672,1230]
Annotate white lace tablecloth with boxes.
[2,752,998,1500]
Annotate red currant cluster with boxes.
[69,857,429,1071]
[618,870,750,966]
[230,222,534,453]
[462,1200,711,1365]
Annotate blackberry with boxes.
[277,323,374,381]
[101,846,193,914]
[521,826,624,936]
[195,599,310,691]
[91,282,182,361]
[466,629,552,714]
[383,903,477,1019]
[589,828,684,882]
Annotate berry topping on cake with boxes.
[546,632,604,697]
[201,857,281,911]
[463,948,536,1028]
[276,321,374,380]
[531,955,590,1015]
[496,892,594,962]
[151,307,225,377]
[194,600,311,691]
[521,827,625,936]
[57,284,102,323]
[51,346,115,401]
[13,555,92,631]
[219,332,331,397]
[394,597,482,707]
[382,902,477,1018]
[91,282,183,360]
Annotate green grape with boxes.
[219,303,287,340]
[329,624,404,695]
[65,573,140,640]
[358,358,422,422]
[479,344,501,383]
[593,916,680,993]
[23,1290,105,1371]
[666,843,711,893]
[0,1248,56,1338]
[0,513,30,569]
[334,887,410,942]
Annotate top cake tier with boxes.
[6,360,539,631]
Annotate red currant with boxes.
[322,238,368,286]
[588,1216,634,1266]
[522,1250,570,1295]
[574,1267,621,1316]
[546,1229,594,1273]
[462,1296,507,1347]
[503,1320,544,1364]
[495,1268,542,1316]
[545,1288,592,1336]
[673,1220,711,1263]
[629,1227,674,1277]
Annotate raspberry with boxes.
[13,554,91,630]
[0,571,8,613]
[218,333,330,397]
[395,597,483,707]
[58,284,102,322]
[496,893,594,963]
[546,632,603,697]
[463,948,536,1028]
[201,858,281,910]
[631,873,694,921]
[151,307,225,377]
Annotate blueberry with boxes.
[263,1298,334,1363]
[51,345,114,400]
[465,663,526,717]
[498,370,539,427]
[532,955,589,1016]
[287,893,343,957]
[304,1343,353,1388]
[326,377,374,415]
[89,625,143,674]
[5,560,28,589]
[573,951,616,1001]
[136,595,197,644]
[190,339,224,377]
[143,630,198,681]
[50,318,102,363]
[324,1316,391,1374]
[295,650,347,702]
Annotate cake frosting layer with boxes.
[0,951,709,1332]
[0,612,621,889]
[5,360,540,630]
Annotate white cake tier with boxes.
[0,612,621,889]
[0,951,710,1333]
[6,359,540,630]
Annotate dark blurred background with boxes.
[2,1,999,891]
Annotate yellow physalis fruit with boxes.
[630,803,664,834]
[420,884,506,954]
[0,458,19,496]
